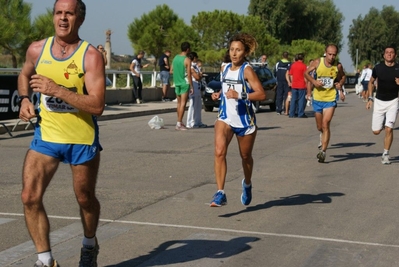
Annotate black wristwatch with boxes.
[241,91,248,100]
[17,95,31,106]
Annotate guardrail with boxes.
[106,69,162,89]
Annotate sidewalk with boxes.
[0,101,177,136]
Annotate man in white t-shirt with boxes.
[358,63,372,102]
[130,51,149,104]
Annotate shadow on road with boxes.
[257,126,281,131]
[104,236,259,267]
[328,152,383,163]
[330,142,375,149]
[219,192,345,218]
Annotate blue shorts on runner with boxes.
[30,138,102,165]
[230,125,257,136]
[312,99,337,113]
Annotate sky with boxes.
[26,0,398,72]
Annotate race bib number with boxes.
[42,94,78,113]
[223,79,243,94]
[318,76,334,89]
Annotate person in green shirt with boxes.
[170,42,194,130]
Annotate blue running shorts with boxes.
[230,125,257,136]
[30,138,102,165]
[312,99,337,113]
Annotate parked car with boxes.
[202,64,277,112]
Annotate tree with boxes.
[31,8,54,41]
[380,6,399,47]
[191,10,242,67]
[348,7,394,65]
[248,0,343,49]
[289,39,326,62]
[0,0,32,67]
[127,4,196,69]
[190,11,280,67]
[240,15,280,59]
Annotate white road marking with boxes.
[1,212,399,249]
[0,218,15,225]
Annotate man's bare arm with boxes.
[366,76,376,109]
[18,40,45,121]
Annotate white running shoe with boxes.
[381,154,391,165]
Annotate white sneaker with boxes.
[34,259,59,267]
[175,124,188,131]
[381,154,391,165]
[136,99,141,104]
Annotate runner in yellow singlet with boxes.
[305,44,346,163]
[17,1,105,266]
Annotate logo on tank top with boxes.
[40,59,52,65]
[64,60,84,79]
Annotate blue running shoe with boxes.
[210,191,227,207]
[241,179,252,205]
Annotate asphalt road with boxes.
[1,93,399,267]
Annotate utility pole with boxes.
[355,48,358,71]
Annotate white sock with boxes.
[217,190,225,195]
[176,122,181,127]
[38,251,53,266]
[82,236,96,248]
[383,149,389,155]
[243,181,252,187]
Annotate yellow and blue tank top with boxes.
[35,36,97,145]
[314,57,339,102]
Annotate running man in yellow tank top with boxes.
[17,1,105,266]
[305,44,346,163]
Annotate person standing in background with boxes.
[274,52,291,115]
[159,49,171,101]
[287,53,308,118]
[130,50,149,104]
[259,54,268,66]
[359,63,372,102]
[170,42,194,130]
[186,52,207,128]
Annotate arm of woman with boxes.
[244,67,266,101]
